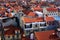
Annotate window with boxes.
[49,14,51,15]
[34,29,39,32]
[35,24,37,27]
[40,23,46,26]
[55,14,56,15]
[56,14,57,15]
[25,24,32,28]
[54,13,57,16]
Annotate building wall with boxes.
[47,11,58,17]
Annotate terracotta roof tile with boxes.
[49,4,55,7]
[4,25,20,35]
[36,17,43,22]
[33,6,43,11]
[23,17,32,23]
[28,12,36,17]
[23,17,43,23]
[4,29,15,35]
[35,30,55,40]
[46,8,58,11]
[23,10,31,15]
[40,1,47,6]
[45,16,55,22]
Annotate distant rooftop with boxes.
[46,7,58,11]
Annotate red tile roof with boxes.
[46,8,58,11]
[33,6,43,11]
[40,1,47,6]
[23,17,43,23]
[27,12,36,17]
[35,30,55,40]
[4,29,15,35]
[45,16,55,22]
[23,10,31,15]
[36,17,43,22]
[23,17,32,23]
[4,25,20,35]
[48,4,55,7]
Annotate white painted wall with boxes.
[47,11,58,17]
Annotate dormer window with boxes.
[32,22,38,28]
[35,24,37,27]
[40,22,46,26]
[25,23,32,28]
